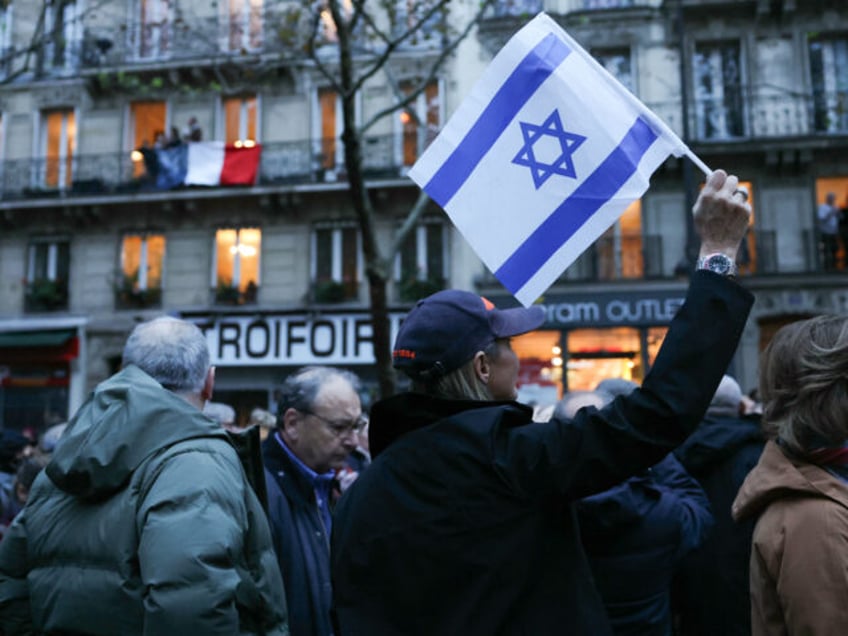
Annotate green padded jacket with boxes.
[0,364,289,635]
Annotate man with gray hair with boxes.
[263,366,363,636]
[0,316,288,635]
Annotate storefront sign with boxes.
[196,313,406,366]
[540,289,686,328]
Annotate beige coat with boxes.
[733,440,848,636]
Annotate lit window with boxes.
[41,109,75,189]
[130,100,167,178]
[223,94,257,144]
[399,80,441,167]
[311,225,359,302]
[214,228,261,304]
[118,233,165,308]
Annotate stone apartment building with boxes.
[0,0,846,432]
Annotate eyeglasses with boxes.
[297,408,367,438]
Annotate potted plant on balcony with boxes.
[398,273,445,302]
[215,281,243,305]
[312,278,347,303]
[25,278,68,312]
[115,273,162,309]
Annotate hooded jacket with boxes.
[332,272,753,635]
[0,365,289,636]
[732,440,848,636]
[576,454,712,636]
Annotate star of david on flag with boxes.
[408,13,708,307]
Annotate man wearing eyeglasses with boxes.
[263,365,363,636]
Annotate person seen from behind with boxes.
[0,316,288,635]
[331,170,754,635]
[733,315,848,635]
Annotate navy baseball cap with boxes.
[393,289,545,382]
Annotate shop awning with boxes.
[0,329,76,348]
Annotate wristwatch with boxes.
[696,253,737,277]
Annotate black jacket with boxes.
[673,414,765,636]
[264,435,336,636]
[331,272,753,636]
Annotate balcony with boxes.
[0,133,409,204]
[646,89,848,143]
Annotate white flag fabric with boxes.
[408,13,691,306]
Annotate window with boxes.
[594,200,643,280]
[227,0,262,52]
[593,48,633,93]
[214,228,261,305]
[25,238,70,312]
[316,87,342,177]
[394,0,442,44]
[117,233,165,309]
[395,221,447,301]
[137,0,171,59]
[318,0,352,44]
[223,94,258,144]
[311,225,359,302]
[693,41,745,139]
[0,4,12,76]
[809,35,848,133]
[129,100,167,178]
[40,109,75,189]
[43,0,81,72]
[399,80,441,169]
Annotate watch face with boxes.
[701,254,735,275]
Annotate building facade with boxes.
[0,0,846,432]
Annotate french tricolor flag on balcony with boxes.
[155,142,261,189]
[409,13,705,307]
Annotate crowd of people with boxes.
[0,169,843,634]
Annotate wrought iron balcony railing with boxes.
[0,133,415,201]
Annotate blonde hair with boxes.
[760,315,848,453]
[412,341,501,401]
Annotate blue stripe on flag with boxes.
[494,116,660,294]
[425,32,571,207]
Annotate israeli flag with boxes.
[408,13,694,307]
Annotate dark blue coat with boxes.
[331,272,753,636]
[264,436,335,636]
[577,454,712,636]
[673,414,765,636]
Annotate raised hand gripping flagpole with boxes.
[409,13,711,307]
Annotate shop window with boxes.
[213,227,261,305]
[395,221,447,301]
[25,238,70,312]
[809,34,848,133]
[223,94,258,144]
[226,0,262,52]
[311,225,359,302]
[693,41,745,140]
[137,0,172,59]
[512,330,563,407]
[399,79,441,168]
[116,233,165,309]
[42,0,81,73]
[565,327,642,391]
[40,109,75,190]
